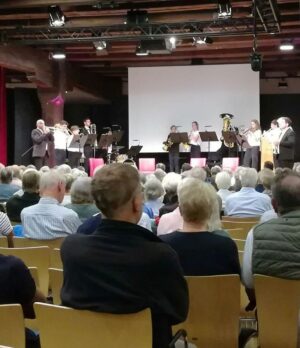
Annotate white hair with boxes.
[36,119,44,126]
[162,172,181,194]
[239,168,258,188]
[57,164,72,175]
[215,171,231,190]
[153,168,166,182]
[71,168,88,179]
[39,170,66,191]
[258,168,275,189]
[70,177,93,204]
[40,166,50,173]
[182,167,207,181]
[144,177,165,201]
[293,162,300,174]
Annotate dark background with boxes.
[6,88,300,166]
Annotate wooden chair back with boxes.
[254,275,300,348]
[13,237,65,249]
[0,304,25,348]
[0,247,50,296]
[222,221,257,234]
[0,236,8,248]
[49,268,63,305]
[233,239,246,251]
[50,248,62,269]
[174,275,240,348]
[222,216,260,223]
[34,303,152,348]
[28,266,40,288]
[226,228,250,240]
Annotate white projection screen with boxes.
[128,64,260,153]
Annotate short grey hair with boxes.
[153,168,166,182]
[57,164,72,175]
[70,177,94,204]
[239,168,258,188]
[211,165,222,175]
[162,172,181,194]
[258,168,275,190]
[22,169,40,193]
[215,171,231,190]
[40,170,66,191]
[0,167,13,184]
[40,166,50,173]
[183,167,207,181]
[144,177,164,201]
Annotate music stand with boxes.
[169,133,181,144]
[179,132,189,144]
[112,130,124,144]
[236,134,251,149]
[128,145,143,159]
[199,131,218,154]
[68,135,85,167]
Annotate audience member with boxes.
[225,168,272,217]
[215,171,233,209]
[159,172,181,216]
[61,173,75,205]
[181,163,192,173]
[61,164,188,348]
[258,168,275,198]
[10,165,23,187]
[21,170,81,240]
[6,169,40,222]
[143,177,164,218]
[0,212,14,247]
[0,167,20,202]
[153,168,166,182]
[65,177,99,221]
[263,161,274,171]
[160,178,240,276]
[243,173,300,290]
[156,162,166,172]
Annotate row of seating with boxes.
[1,275,299,348]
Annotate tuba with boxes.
[221,114,234,148]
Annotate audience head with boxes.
[215,171,231,190]
[40,166,50,173]
[92,163,142,223]
[153,168,166,182]
[181,163,192,173]
[293,162,300,174]
[57,164,72,175]
[70,177,94,204]
[10,165,22,180]
[71,168,88,179]
[178,178,218,228]
[258,168,275,190]
[211,165,222,176]
[162,172,181,195]
[64,174,75,193]
[156,163,166,172]
[144,177,164,201]
[187,167,207,181]
[275,167,283,176]
[264,161,274,171]
[0,167,13,184]
[22,169,40,193]
[277,116,292,130]
[39,170,66,203]
[272,173,300,215]
[27,164,36,170]
[239,168,258,188]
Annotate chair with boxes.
[0,304,25,348]
[34,302,152,348]
[222,157,239,172]
[174,275,240,348]
[13,237,65,249]
[227,228,249,240]
[222,221,257,235]
[190,158,206,168]
[222,216,260,223]
[0,236,8,247]
[50,248,62,269]
[233,239,246,251]
[89,158,105,176]
[238,250,244,265]
[254,275,300,348]
[138,158,155,173]
[28,267,40,288]
[49,268,63,305]
[0,247,50,296]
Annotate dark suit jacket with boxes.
[61,220,189,348]
[6,192,40,222]
[31,128,54,158]
[279,128,295,161]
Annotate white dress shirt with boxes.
[247,129,262,147]
[54,129,69,150]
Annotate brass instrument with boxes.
[222,115,234,148]
[162,139,173,151]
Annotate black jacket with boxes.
[6,192,40,222]
[279,128,295,161]
[61,219,189,348]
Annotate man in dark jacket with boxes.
[275,116,296,169]
[61,163,188,348]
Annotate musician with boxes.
[166,125,180,173]
[81,118,93,173]
[67,126,83,169]
[274,117,295,169]
[263,119,281,167]
[31,119,55,170]
[188,121,201,158]
[54,120,70,166]
[243,119,262,170]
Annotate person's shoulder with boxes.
[0,254,27,271]
[59,204,79,216]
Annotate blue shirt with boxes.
[0,184,20,202]
[224,187,272,217]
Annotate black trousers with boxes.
[169,152,179,173]
[84,145,93,173]
[190,144,201,158]
[68,151,82,168]
[33,152,50,170]
[55,149,66,166]
[277,157,294,169]
[243,146,260,170]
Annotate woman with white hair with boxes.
[160,172,181,216]
[65,177,99,221]
[160,178,240,275]
[143,177,165,218]
[215,171,233,209]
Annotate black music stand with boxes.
[236,134,251,149]
[169,133,181,144]
[199,131,218,154]
[84,134,97,157]
[112,130,124,144]
[68,135,86,167]
[128,145,143,160]
[179,132,189,144]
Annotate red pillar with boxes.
[0,67,7,165]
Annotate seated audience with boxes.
[6,169,40,222]
[0,212,14,247]
[225,168,272,217]
[65,177,99,221]
[61,174,75,205]
[10,165,23,187]
[0,167,20,202]
[243,172,300,290]
[143,177,164,218]
[258,168,275,198]
[264,161,274,171]
[160,178,240,275]
[215,171,233,209]
[21,170,81,240]
[153,168,166,182]
[159,172,181,216]
[61,163,188,348]
[181,162,192,173]
[156,162,166,172]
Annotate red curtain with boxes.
[0,67,7,165]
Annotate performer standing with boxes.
[274,117,295,169]
[81,118,93,173]
[165,125,180,173]
[188,121,201,158]
[53,120,70,166]
[263,119,281,167]
[67,126,83,168]
[31,119,55,170]
[243,119,262,170]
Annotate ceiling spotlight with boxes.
[136,45,149,56]
[250,52,262,72]
[169,37,177,49]
[194,37,214,45]
[279,42,294,51]
[50,50,66,60]
[94,41,107,50]
[218,0,232,19]
[48,5,65,27]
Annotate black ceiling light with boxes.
[250,0,262,72]
[218,0,232,19]
[48,5,65,27]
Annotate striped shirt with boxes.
[21,197,82,240]
[0,212,12,236]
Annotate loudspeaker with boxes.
[251,52,262,72]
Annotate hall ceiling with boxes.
[0,0,299,80]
